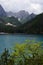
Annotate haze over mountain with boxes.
[0,4,43,34]
[0,0,43,14]
[0,5,36,19]
[7,10,36,24]
[7,10,29,17]
[0,5,21,28]
[20,13,36,24]
[0,5,36,24]
[7,10,29,23]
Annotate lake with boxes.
[0,34,43,53]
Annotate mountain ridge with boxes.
[0,5,36,24]
[17,13,43,34]
[0,5,43,34]
[0,5,7,17]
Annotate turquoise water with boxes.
[0,34,43,53]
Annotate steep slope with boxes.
[0,16,21,26]
[21,13,36,24]
[0,16,21,33]
[15,10,29,19]
[7,10,29,19]
[7,11,36,24]
[17,13,43,34]
[0,5,7,17]
[7,11,15,17]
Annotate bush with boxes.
[0,40,43,65]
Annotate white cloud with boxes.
[30,4,42,14]
[0,0,43,14]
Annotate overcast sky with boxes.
[0,0,43,14]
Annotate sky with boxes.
[0,0,43,14]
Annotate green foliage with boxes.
[0,16,21,33]
[0,16,21,26]
[0,40,43,65]
[11,40,43,65]
[0,48,14,65]
[0,13,43,33]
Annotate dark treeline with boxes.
[0,13,43,34]
[16,13,43,34]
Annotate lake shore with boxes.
[0,32,8,35]
[0,32,43,35]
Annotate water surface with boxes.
[0,34,43,53]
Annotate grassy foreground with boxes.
[0,40,43,65]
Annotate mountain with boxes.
[0,16,21,26]
[0,5,7,17]
[7,10,29,18]
[17,13,43,34]
[0,5,21,26]
[21,13,36,24]
[0,16,21,33]
[7,10,29,23]
[7,10,36,24]
[0,4,43,34]
[7,11,15,17]
[15,10,29,19]
[27,13,36,21]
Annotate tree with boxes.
[12,40,43,65]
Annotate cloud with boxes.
[0,0,43,14]
[30,4,42,14]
